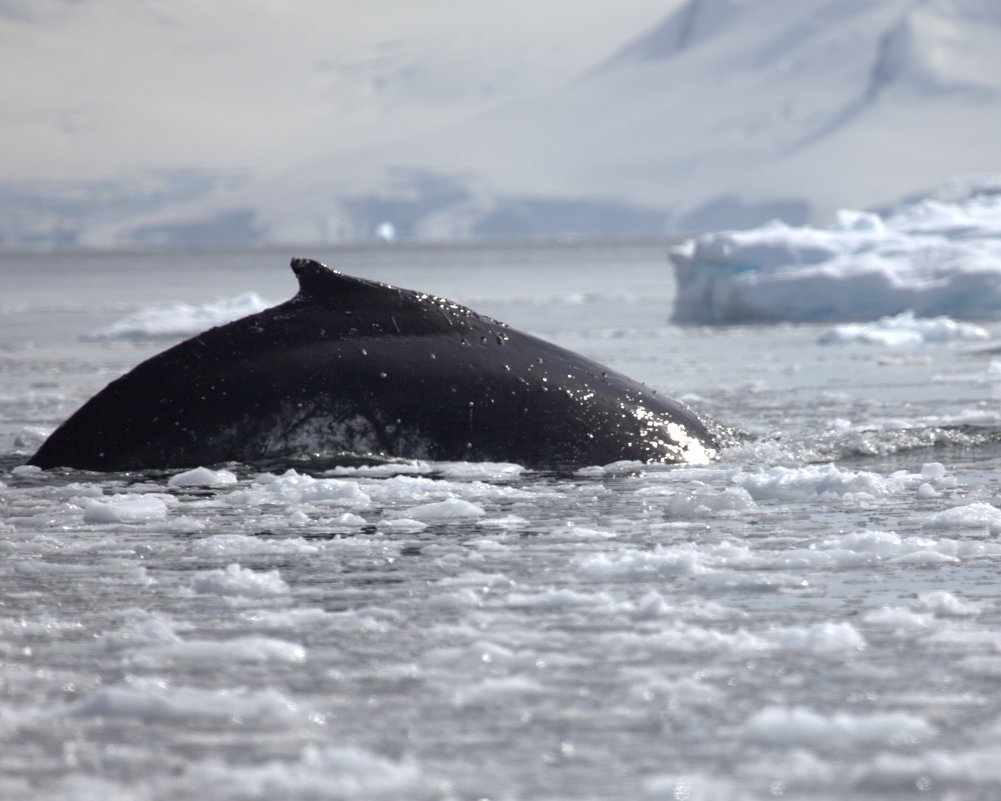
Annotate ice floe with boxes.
[741,706,934,748]
[168,466,238,487]
[189,563,290,598]
[82,493,170,523]
[819,311,989,346]
[68,680,300,723]
[922,502,1001,535]
[671,176,1001,324]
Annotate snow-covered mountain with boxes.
[2,0,999,248]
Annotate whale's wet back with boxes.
[29,258,723,471]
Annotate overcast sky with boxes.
[0,0,678,182]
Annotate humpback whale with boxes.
[29,258,722,471]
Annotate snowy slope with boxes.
[388,0,1001,234]
[0,0,659,181]
[2,0,1000,247]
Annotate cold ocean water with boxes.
[4,243,1001,800]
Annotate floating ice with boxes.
[190,563,290,597]
[576,544,708,581]
[405,497,486,521]
[741,706,934,748]
[914,590,983,617]
[862,606,934,629]
[97,615,181,652]
[637,481,755,515]
[190,533,321,556]
[14,559,91,577]
[128,636,306,666]
[773,621,866,652]
[68,681,299,722]
[377,518,429,533]
[425,587,485,612]
[448,675,548,707]
[12,426,48,450]
[642,775,739,801]
[926,629,1001,649]
[732,463,916,501]
[624,622,770,655]
[241,607,338,627]
[330,511,368,528]
[83,493,169,523]
[671,176,1001,323]
[187,745,421,798]
[83,292,270,340]
[227,469,371,508]
[425,461,524,480]
[505,587,601,611]
[0,614,84,638]
[922,502,1001,535]
[921,462,948,482]
[819,311,989,346]
[168,466,238,487]
[855,748,1001,791]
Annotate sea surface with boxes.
[4,243,1001,800]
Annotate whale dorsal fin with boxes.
[287,256,483,333]
[290,257,389,299]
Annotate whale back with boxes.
[28,259,720,471]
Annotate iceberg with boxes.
[670,176,1001,324]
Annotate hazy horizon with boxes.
[2,0,999,248]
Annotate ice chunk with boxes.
[671,176,1001,323]
[83,494,169,523]
[862,606,934,629]
[405,497,486,521]
[68,681,299,722]
[733,463,913,501]
[576,544,708,581]
[741,706,934,748]
[168,466,238,487]
[921,462,947,481]
[190,563,289,597]
[228,469,370,507]
[914,590,982,617]
[128,636,306,666]
[923,502,1001,535]
[856,749,1001,791]
[186,745,421,797]
[819,311,988,346]
[97,615,181,652]
[377,518,429,533]
[774,621,866,652]
[190,533,321,556]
